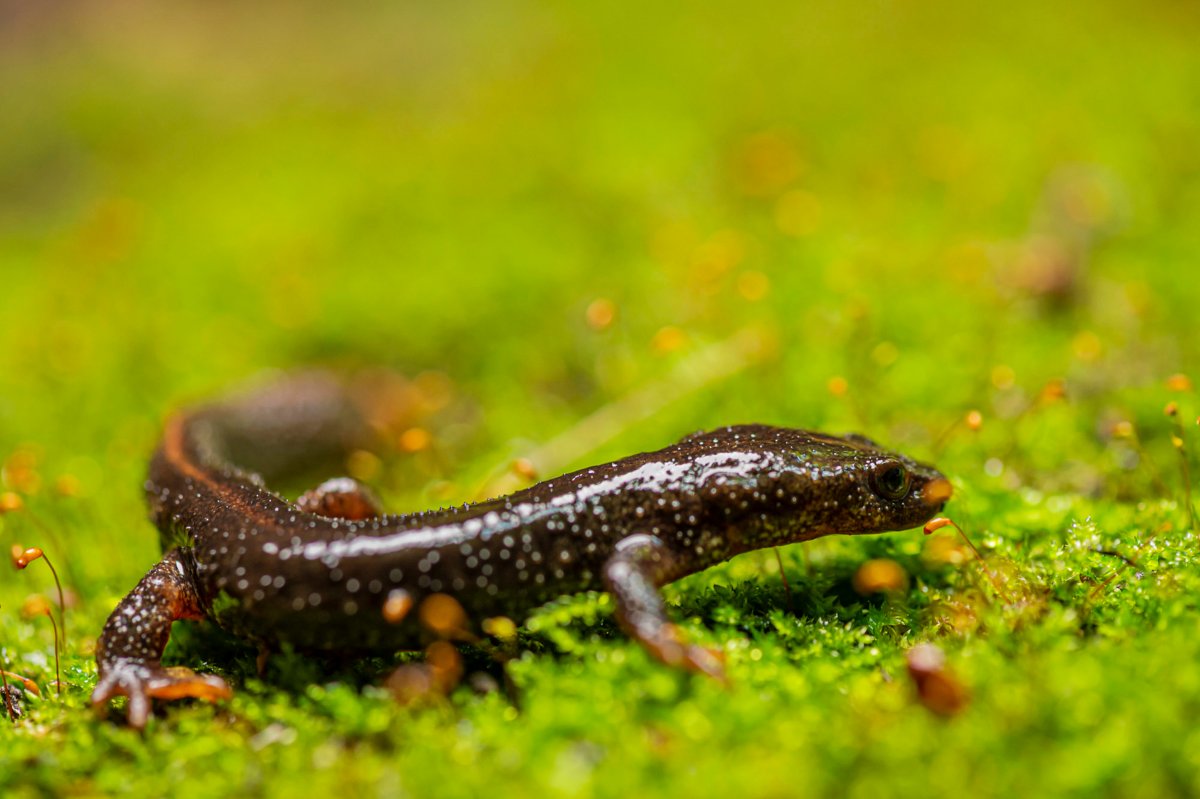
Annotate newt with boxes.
[92,374,952,727]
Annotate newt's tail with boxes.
[165,371,376,483]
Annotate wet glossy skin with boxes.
[92,375,952,726]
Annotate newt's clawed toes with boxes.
[148,667,233,702]
[683,645,728,683]
[643,625,727,683]
[92,660,232,729]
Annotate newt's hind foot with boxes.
[644,624,728,682]
[92,549,231,729]
[92,659,231,729]
[297,477,383,520]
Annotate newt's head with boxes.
[677,425,952,546]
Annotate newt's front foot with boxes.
[603,536,729,684]
[92,659,231,729]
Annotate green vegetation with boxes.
[3,1,1200,796]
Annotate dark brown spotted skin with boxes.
[94,373,951,722]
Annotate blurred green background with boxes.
[2,1,1200,797]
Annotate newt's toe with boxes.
[683,645,728,684]
[92,660,231,729]
[146,668,232,702]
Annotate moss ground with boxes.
[2,1,1200,796]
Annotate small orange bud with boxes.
[511,458,538,481]
[923,534,968,566]
[923,517,954,535]
[907,643,970,716]
[382,590,414,624]
[965,410,983,431]
[418,593,468,638]
[1165,401,1179,418]
[651,326,688,354]
[852,559,908,594]
[481,616,518,641]
[11,545,42,569]
[1040,378,1067,402]
[385,664,436,705]
[585,298,616,331]
[398,427,432,453]
[425,640,464,692]
[20,594,52,619]
[54,474,81,497]
[1166,373,1193,392]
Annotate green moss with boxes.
[3,0,1200,796]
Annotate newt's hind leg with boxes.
[92,548,231,729]
[297,477,383,520]
[603,535,726,680]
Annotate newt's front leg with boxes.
[92,548,231,728]
[603,535,725,680]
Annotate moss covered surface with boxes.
[2,1,1200,796]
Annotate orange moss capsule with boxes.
[9,545,67,668]
[20,595,52,619]
[0,671,39,697]
[385,664,436,705]
[852,559,908,595]
[398,427,432,453]
[651,326,688,354]
[382,589,414,624]
[1166,373,1193,392]
[418,593,468,638]
[1165,401,1180,418]
[511,458,538,481]
[0,493,23,513]
[964,410,983,431]
[481,616,518,642]
[11,546,42,569]
[54,475,81,498]
[923,535,968,566]
[906,643,970,716]
[16,589,61,696]
[425,640,464,692]
[384,641,466,705]
[1040,378,1067,403]
[585,298,616,331]
[922,518,1010,602]
[924,518,954,535]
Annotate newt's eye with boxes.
[871,462,911,500]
